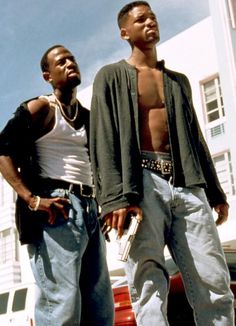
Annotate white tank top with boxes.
[35,95,93,186]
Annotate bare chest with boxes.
[137,67,164,109]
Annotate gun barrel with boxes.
[117,213,142,262]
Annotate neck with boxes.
[127,46,157,68]
[53,88,77,106]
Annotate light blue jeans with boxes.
[28,188,114,326]
[125,152,234,326]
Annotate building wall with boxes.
[208,0,236,217]
[157,17,218,129]
[0,177,22,289]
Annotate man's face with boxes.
[45,47,81,89]
[121,5,160,46]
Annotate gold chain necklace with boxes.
[54,96,78,122]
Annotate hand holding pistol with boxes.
[117,213,143,262]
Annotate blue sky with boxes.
[0,0,209,129]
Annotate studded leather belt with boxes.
[141,158,173,175]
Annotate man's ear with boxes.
[120,27,130,41]
[43,71,52,83]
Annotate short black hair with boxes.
[40,44,64,72]
[117,1,150,28]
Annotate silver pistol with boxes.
[117,213,143,262]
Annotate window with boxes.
[201,76,225,124]
[0,229,12,264]
[0,174,16,206]
[0,228,20,264]
[0,292,9,314]
[213,151,235,196]
[12,288,27,312]
[210,123,225,138]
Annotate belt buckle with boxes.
[81,184,95,198]
[160,160,172,175]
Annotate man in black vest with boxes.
[0,45,114,326]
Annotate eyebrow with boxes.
[134,10,156,20]
[55,54,75,64]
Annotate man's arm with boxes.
[90,65,142,232]
[90,67,135,216]
[0,154,69,224]
[0,155,33,204]
[0,99,69,224]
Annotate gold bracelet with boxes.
[28,195,41,211]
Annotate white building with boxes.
[0,178,21,288]
[0,0,235,288]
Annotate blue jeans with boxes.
[125,154,234,326]
[28,188,114,326]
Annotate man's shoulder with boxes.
[95,60,127,77]
[22,94,52,116]
[163,66,193,100]
[163,65,190,87]
[164,66,188,80]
